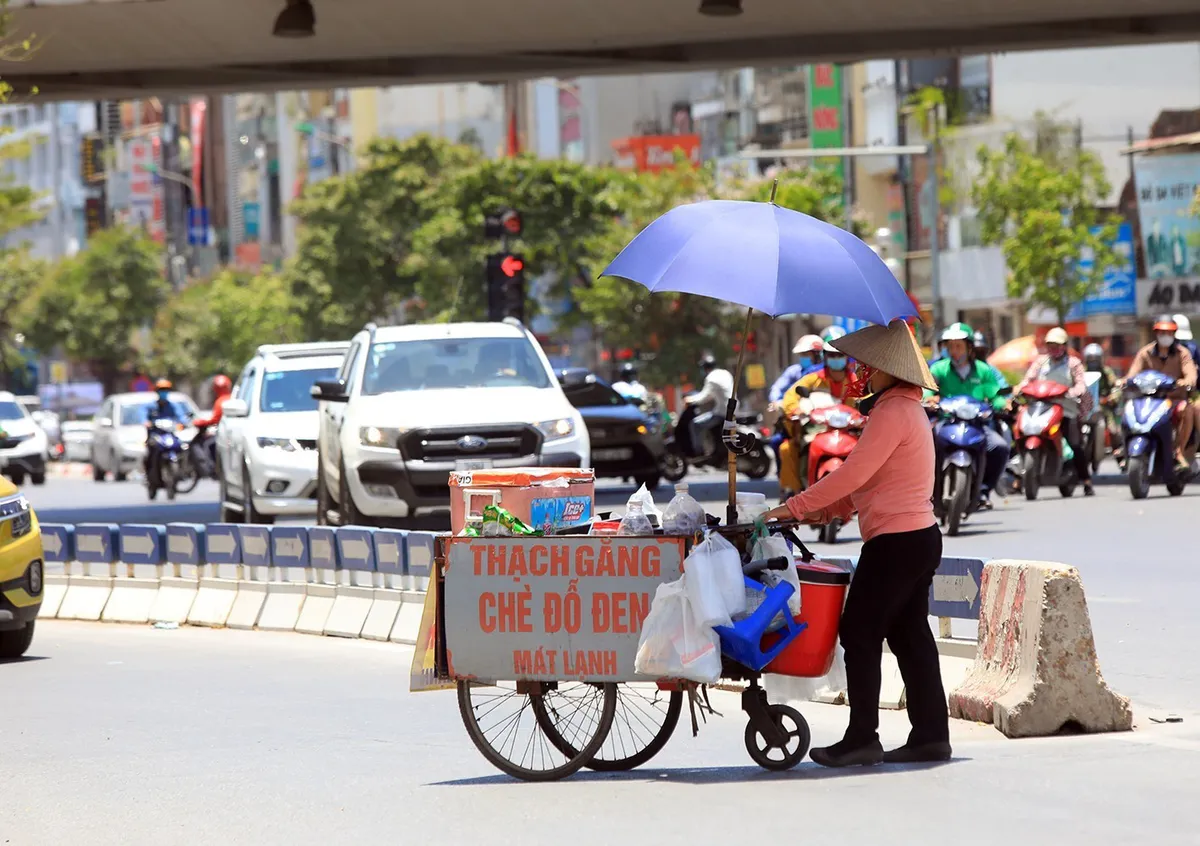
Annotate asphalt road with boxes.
[4,623,1198,846]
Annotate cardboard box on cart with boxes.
[448,467,595,535]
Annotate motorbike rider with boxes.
[777,343,858,497]
[1016,327,1096,495]
[928,323,1011,504]
[143,379,185,481]
[1173,314,1199,364]
[768,335,825,406]
[190,374,233,475]
[1084,343,1121,460]
[973,331,1007,384]
[685,354,735,456]
[1123,316,1198,471]
[611,363,649,404]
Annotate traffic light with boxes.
[486,252,526,322]
[484,208,523,238]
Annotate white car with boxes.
[314,320,590,524]
[216,342,350,523]
[0,392,49,485]
[90,391,199,481]
[60,421,96,463]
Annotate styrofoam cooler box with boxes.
[448,468,595,534]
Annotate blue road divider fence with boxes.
[37,522,436,643]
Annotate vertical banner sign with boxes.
[443,537,686,682]
[807,64,845,183]
[127,138,165,243]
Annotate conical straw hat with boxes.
[829,319,938,392]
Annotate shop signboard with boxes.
[1069,222,1136,318]
[1136,276,1200,317]
[611,135,701,172]
[807,64,844,183]
[1132,152,1200,283]
[443,536,686,682]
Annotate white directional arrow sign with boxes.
[168,532,195,559]
[42,531,63,557]
[123,533,155,558]
[311,536,333,565]
[78,533,106,556]
[933,572,980,607]
[409,542,432,571]
[244,533,268,560]
[275,537,304,561]
[343,537,371,563]
[209,532,237,557]
[377,539,400,569]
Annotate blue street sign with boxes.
[307,527,336,570]
[40,524,74,562]
[407,532,435,579]
[118,524,166,566]
[243,202,260,239]
[75,524,118,564]
[832,316,871,334]
[269,526,309,569]
[187,207,210,246]
[336,527,376,572]
[205,524,242,566]
[928,557,985,620]
[1070,222,1137,319]
[166,523,206,566]
[374,529,406,576]
[238,526,272,568]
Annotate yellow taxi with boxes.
[0,475,42,658]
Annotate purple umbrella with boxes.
[600,198,915,325]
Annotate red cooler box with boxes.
[764,559,851,678]
[449,467,596,535]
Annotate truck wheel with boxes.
[338,459,363,526]
[0,622,34,659]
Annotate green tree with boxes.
[20,226,168,394]
[0,250,46,388]
[150,269,302,383]
[408,153,630,321]
[972,127,1121,325]
[283,134,481,339]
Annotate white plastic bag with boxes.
[683,531,745,628]
[750,534,802,616]
[634,576,722,684]
[627,484,662,527]
[764,642,848,704]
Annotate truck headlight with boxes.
[536,418,575,441]
[360,426,404,448]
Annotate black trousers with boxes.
[840,523,948,746]
[1064,417,1092,482]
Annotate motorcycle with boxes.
[932,395,994,536]
[662,403,773,483]
[146,417,184,501]
[1013,380,1078,500]
[802,400,865,544]
[1121,370,1192,499]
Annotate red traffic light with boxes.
[500,255,524,277]
[501,209,522,235]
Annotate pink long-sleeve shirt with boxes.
[785,384,936,542]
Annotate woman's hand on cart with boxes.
[761,504,823,524]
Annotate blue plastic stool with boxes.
[714,577,808,671]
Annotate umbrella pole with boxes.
[726,306,756,526]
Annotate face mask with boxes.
[797,355,817,370]
[157,392,169,402]
[826,356,848,372]
[1158,334,1175,348]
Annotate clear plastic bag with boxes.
[764,642,848,704]
[750,534,802,616]
[634,576,722,684]
[683,531,746,628]
[627,483,662,527]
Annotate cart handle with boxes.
[777,526,816,563]
[742,556,790,578]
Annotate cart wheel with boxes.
[457,680,617,782]
[537,682,683,771]
[744,704,811,771]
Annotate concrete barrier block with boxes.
[101,578,160,624]
[949,560,1132,737]
[878,652,906,710]
[323,585,374,638]
[361,588,404,641]
[295,583,336,635]
[57,576,113,621]
[226,581,268,630]
[150,576,198,624]
[38,574,68,618]
[186,578,239,627]
[389,591,427,645]
[258,582,307,631]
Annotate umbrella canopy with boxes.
[988,335,1041,373]
[600,200,917,325]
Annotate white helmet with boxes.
[819,326,847,344]
[1172,314,1193,341]
[1044,327,1069,345]
[792,334,824,355]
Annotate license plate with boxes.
[593,448,633,461]
[454,459,493,471]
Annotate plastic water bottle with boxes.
[662,483,706,534]
[617,500,654,536]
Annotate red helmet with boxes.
[212,374,233,395]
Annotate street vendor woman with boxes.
[763,319,950,768]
